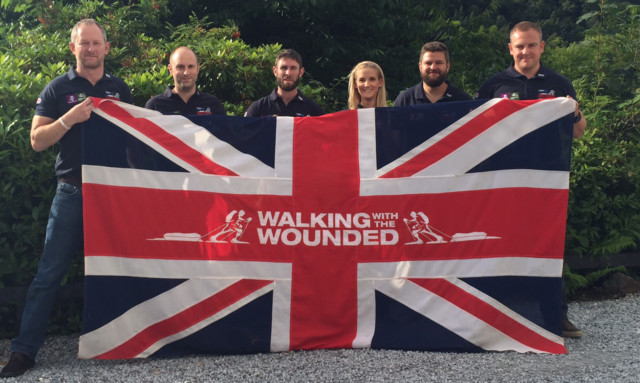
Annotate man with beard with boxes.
[245,49,324,117]
[1,19,132,378]
[145,46,226,115]
[476,21,586,139]
[394,41,471,106]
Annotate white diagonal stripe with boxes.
[376,99,502,177]
[136,282,276,358]
[375,98,574,178]
[79,278,252,358]
[93,101,275,177]
[417,98,575,176]
[375,278,562,353]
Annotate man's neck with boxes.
[422,82,448,103]
[277,88,298,106]
[75,66,104,86]
[515,63,541,79]
[172,86,196,104]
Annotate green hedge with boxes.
[0,0,638,338]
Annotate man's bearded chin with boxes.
[277,76,300,92]
[422,71,447,87]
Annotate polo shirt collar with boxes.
[67,66,111,82]
[416,80,453,102]
[506,64,549,80]
[165,85,201,99]
[269,88,302,102]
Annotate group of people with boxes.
[346,27,585,139]
[1,18,585,378]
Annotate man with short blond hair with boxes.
[476,21,586,138]
[1,18,132,378]
[477,21,586,338]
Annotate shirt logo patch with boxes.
[66,94,79,104]
[537,89,556,99]
[196,107,212,115]
[499,93,520,100]
[105,91,121,101]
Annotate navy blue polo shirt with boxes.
[245,89,324,117]
[476,64,577,100]
[35,67,132,180]
[144,86,226,115]
[393,81,472,107]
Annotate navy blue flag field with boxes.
[79,98,575,358]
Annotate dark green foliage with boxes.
[564,265,629,296]
[0,1,292,338]
[0,0,638,337]
[550,2,640,258]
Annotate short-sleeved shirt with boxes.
[393,81,472,106]
[245,89,324,117]
[144,86,226,115]
[35,66,132,180]
[476,64,577,101]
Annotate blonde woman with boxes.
[347,61,388,109]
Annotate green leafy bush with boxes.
[547,2,640,259]
[1,0,639,338]
[0,0,325,338]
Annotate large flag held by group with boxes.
[79,97,575,359]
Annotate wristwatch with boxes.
[573,111,582,123]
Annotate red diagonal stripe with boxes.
[96,279,272,359]
[93,98,238,176]
[410,278,567,354]
[380,100,538,178]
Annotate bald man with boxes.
[145,46,225,115]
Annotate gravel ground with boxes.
[1,294,639,382]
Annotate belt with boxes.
[58,176,82,187]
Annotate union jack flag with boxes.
[79,97,575,358]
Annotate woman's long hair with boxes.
[347,61,387,109]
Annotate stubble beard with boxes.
[80,55,102,70]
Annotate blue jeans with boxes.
[11,181,83,359]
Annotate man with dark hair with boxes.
[1,19,132,378]
[145,46,225,115]
[394,41,472,106]
[476,21,586,138]
[477,21,586,338]
[245,49,324,117]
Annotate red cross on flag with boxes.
[79,97,575,358]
